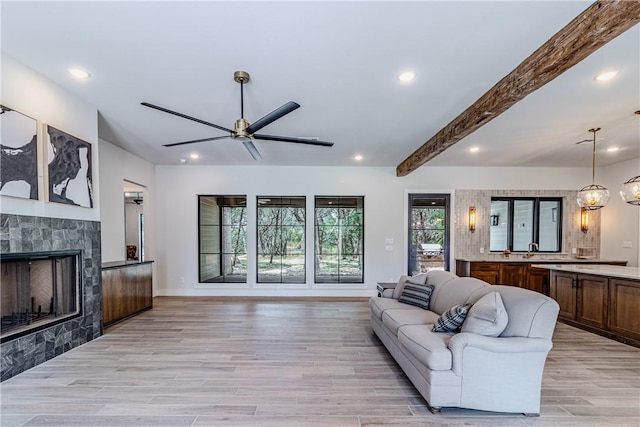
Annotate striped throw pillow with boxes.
[432,303,473,332]
[398,283,435,310]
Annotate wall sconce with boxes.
[469,206,476,232]
[580,208,589,233]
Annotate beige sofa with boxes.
[370,270,559,415]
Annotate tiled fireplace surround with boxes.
[0,214,102,381]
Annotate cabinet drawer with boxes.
[470,263,500,272]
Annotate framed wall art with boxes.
[46,125,94,208]
[0,105,39,200]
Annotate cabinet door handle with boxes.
[571,278,577,289]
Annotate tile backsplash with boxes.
[455,190,600,260]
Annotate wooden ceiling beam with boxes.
[396,0,640,177]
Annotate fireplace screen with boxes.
[1,251,81,342]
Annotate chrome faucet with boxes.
[524,243,539,258]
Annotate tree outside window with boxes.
[257,196,306,283]
[315,196,364,283]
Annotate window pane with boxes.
[489,200,509,251]
[199,195,247,283]
[513,200,534,251]
[314,196,364,283]
[539,201,560,251]
[257,196,306,283]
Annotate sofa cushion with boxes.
[430,277,488,315]
[382,307,441,335]
[461,291,508,337]
[432,303,472,332]
[369,297,412,320]
[392,273,428,299]
[398,283,435,310]
[397,325,453,371]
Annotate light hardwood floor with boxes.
[1,297,639,426]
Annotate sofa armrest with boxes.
[380,288,395,298]
[449,333,552,376]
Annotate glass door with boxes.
[408,194,450,275]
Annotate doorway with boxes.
[408,193,450,275]
[123,180,145,261]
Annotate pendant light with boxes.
[577,127,610,210]
[620,111,640,205]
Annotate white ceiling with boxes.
[2,1,638,170]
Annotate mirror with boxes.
[123,180,145,261]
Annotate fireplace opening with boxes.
[1,250,82,343]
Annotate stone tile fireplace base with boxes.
[0,214,102,381]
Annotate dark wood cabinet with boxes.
[549,271,577,320]
[608,278,640,342]
[102,262,153,327]
[577,275,608,329]
[527,265,549,295]
[550,272,608,329]
[548,271,640,347]
[498,263,527,287]
[469,262,499,285]
[456,259,626,296]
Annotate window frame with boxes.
[490,196,562,253]
[314,195,365,284]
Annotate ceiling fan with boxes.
[141,71,334,160]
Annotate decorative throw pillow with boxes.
[432,303,473,332]
[398,283,435,310]
[461,291,509,337]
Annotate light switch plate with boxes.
[623,241,632,248]
[385,245,394,252]
[385,238,394,245]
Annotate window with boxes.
[257,196,306,283]
[315,196,364,283]
[490,197,562,252]
[198,195,247,283]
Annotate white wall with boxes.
[155,164,614,297]
[0,54,99,221]
[600,158,640,266]
[98,140,155,263]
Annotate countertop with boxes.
[102,260,154,270]
[456,258,627,264]
[532,264,640,281]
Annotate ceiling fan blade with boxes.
[241,139,262,160]
[141,102,233,133]
[253,133,334,147]
[245,101,300,134]
[163,135,229,147]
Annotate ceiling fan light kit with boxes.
[577,127,610,210]
[141,70,333,160]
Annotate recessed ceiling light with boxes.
[469,146,480,153]
[68,68,90,79]
[190,153,200,159]
[594,70,619,81]
[354,155,363,161]
[397,71,416,83]
[606,147,620,152]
